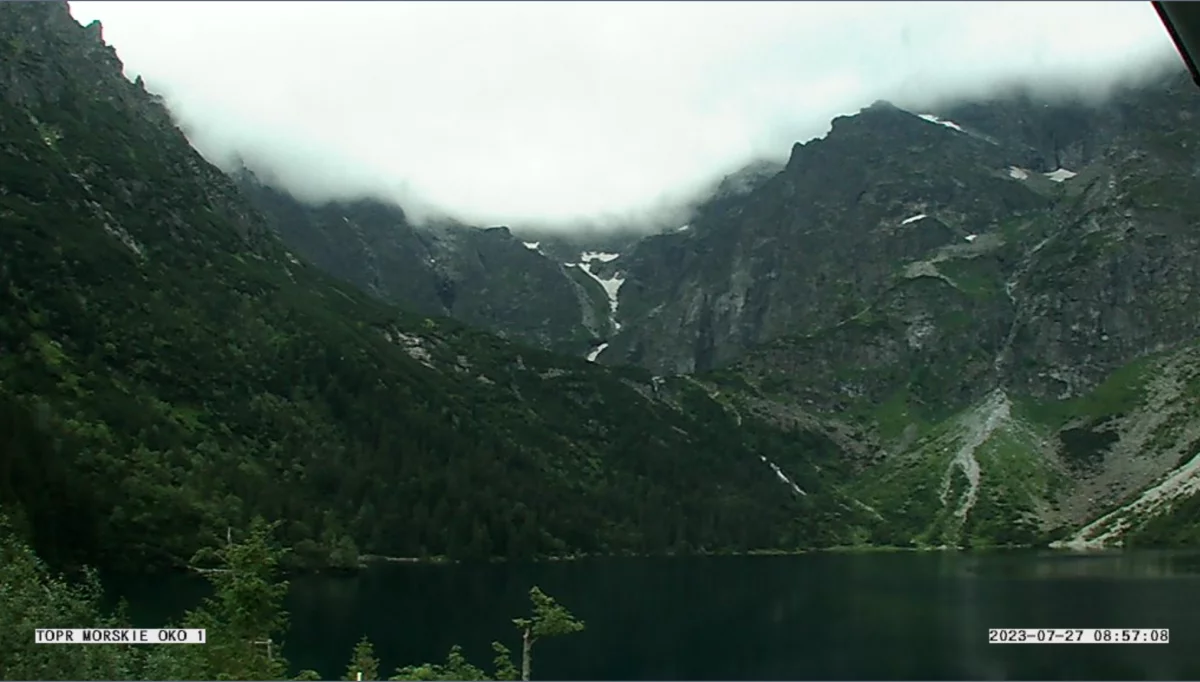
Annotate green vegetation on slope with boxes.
[0,2,864,574]
[1126,488,1200,548]
[841,392,1065,549]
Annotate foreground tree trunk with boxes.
[521,626,534,681]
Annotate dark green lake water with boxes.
[108,550,1200,680]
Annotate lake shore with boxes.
[349,541,1070,570]
[180,540,1112,577]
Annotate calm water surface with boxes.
[108,550,1200,680]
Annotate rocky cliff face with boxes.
[235,175,612,356]
[608,100,1054,375]
[236,158,788,363]
[699,72,1200,548]
[599,74,1199,396]
[239,75,1200,394]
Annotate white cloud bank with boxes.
[69,1,1179,228]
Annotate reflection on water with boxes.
[109,550,1200,681]
[957,549,1200,580]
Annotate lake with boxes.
[107,550,1200,680]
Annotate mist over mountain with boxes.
[70,1,1178,229]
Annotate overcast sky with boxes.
[70,1,1179,229]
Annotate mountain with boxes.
[4,0,1200,574]
[244,72,1200,551]
[613,75,1200,548]
[234,173,615,357]
[0,2,871,571]
[235,158,785,365]
[607,100,1055,375]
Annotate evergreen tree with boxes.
[344,636,380,680]
[511,587,586,681]
[390,645,490,681]
[0,514,143,680]
[154,518,292,680]
[491,642,520,682]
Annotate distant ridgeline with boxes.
[3,0,1200,579]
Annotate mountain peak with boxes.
[83,18,104,42]
[786,100,929,171]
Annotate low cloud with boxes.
[71,1,1179,228]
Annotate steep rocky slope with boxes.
[235,174,613,356]
[687,72,1200,548]
[608,101,1062,375]
[238,158,784,364]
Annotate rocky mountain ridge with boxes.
[3,0,1200,572]
[234,172,623,357]
[223,58,1200,550]
[234,154,788,360]
[697,73,1200,547]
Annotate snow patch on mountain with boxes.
[901,213,928,226]
[586,342,609,362]
[578,252,625,332]
[918,113,966,133]
[1045,168,1078,182]
[759,455,807,496]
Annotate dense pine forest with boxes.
[0,2,869,577]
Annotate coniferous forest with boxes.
[0,1,863,577]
